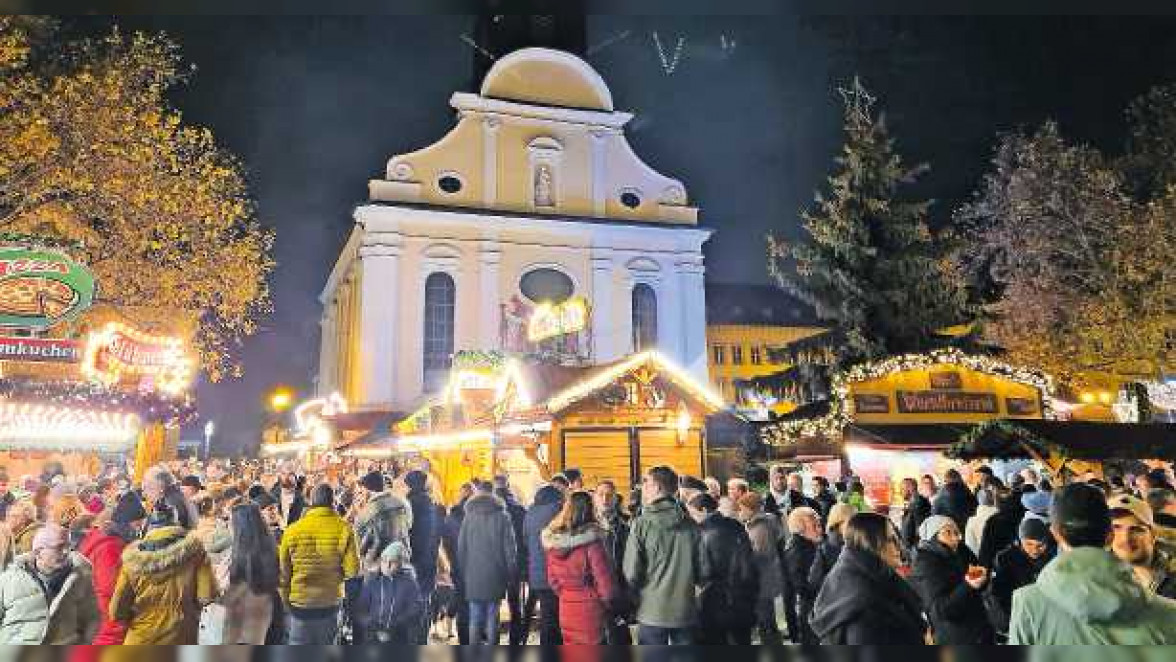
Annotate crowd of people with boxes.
[0,457,1174,646]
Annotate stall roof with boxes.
[946,419,1176,462]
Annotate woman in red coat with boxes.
[77,492,147,645]
[541,490,619,645]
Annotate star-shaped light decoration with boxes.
[837,76,877,130]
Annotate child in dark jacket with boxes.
[354,541,422,643]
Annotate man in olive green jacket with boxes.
[623,465,701,645]
[1009,483,1176,644]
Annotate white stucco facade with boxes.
[318,48,711,412]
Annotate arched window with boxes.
[631,283,658,352]
[423,272,455,391]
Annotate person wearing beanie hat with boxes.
[910,513,994,644]
[360,471,386,493]
[110,499,216,644]
[0,523,101,644]
[987,517,1055,641]
[78,490,148,644]
[353,539,422,643]
[1008,482,1176,644]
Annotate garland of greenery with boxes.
[943,419,1057,460]
[0,377,195,425]
[763,348,1057,445]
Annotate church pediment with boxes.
[368,48,698,226]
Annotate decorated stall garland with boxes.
[763,348,1057,444]
[0,377,196,426]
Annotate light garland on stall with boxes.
[0,377,196,425]
[545,350,725,414]
[0,402,141,451]
[763,348,1057,445]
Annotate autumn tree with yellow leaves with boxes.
[0,17,274,382]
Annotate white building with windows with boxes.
[317,48,711,412]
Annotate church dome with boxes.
[480,48,614,112]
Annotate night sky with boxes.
[65,14,1176,454]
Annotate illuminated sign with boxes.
[0,248,96,329]
[929,372,962,390]
[896,391,998,414]
[527,296,589,343]
[0,336,81,363]
[82,322,194,395]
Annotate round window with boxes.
[438,175,463,194]
[620,191,641,209]
[520,268,574,304]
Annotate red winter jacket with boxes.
[542,524,618,645]
[78,525,132,644]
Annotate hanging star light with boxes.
[837,76,877,130]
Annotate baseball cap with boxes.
[1107,493,1156,529]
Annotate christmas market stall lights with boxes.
[0,240,199,478]
[335,351,728,503]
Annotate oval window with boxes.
[520,268,574,304]
[438,175,463,194]
[620,191,641,209]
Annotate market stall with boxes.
[339,350,726,503]
[760,348,1055,506]
[0,241,196,481]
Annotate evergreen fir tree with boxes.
[769,77,966,365]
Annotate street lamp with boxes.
[203,420,215,460]
[270,387,294,412]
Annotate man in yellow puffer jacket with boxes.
[279,484,359,644]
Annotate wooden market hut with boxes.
[338,351,727,502]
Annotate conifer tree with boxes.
[769,77,965,365]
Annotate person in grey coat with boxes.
[457,483,518,645]
[522,484,564,645]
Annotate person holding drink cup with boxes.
[910,515,995,644]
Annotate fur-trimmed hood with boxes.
[540,523,604,554]
[121,526,206,576]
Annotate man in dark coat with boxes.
[403,470,439,644]
[441,482,473,644]
[932,469,978,532]
[494,485,528,645]
[686,493,758,644]
[764,466,820,520]
[782,507,822,644]
[0,472,14,522]
[522,484,564,645]
[456,483,518,645]
[978,488,1023,568]
[900,477,932,553]
[270,468,307,528]
[812,476,838,524]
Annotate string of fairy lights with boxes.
[762,348,1057,445]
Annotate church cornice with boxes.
[451,92,632,129]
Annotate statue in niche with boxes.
[534,163,554,207]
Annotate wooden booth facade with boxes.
[338,351,726,504]
[761,349,1055,506]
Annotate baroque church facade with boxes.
[317,48,711,412]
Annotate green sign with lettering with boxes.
[0,248,96,329]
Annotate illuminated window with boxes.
[632,284,658,352]
[750,346,762,365]
[712,345,725,365]
[732,345,744,365]
[423,273,455,392]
